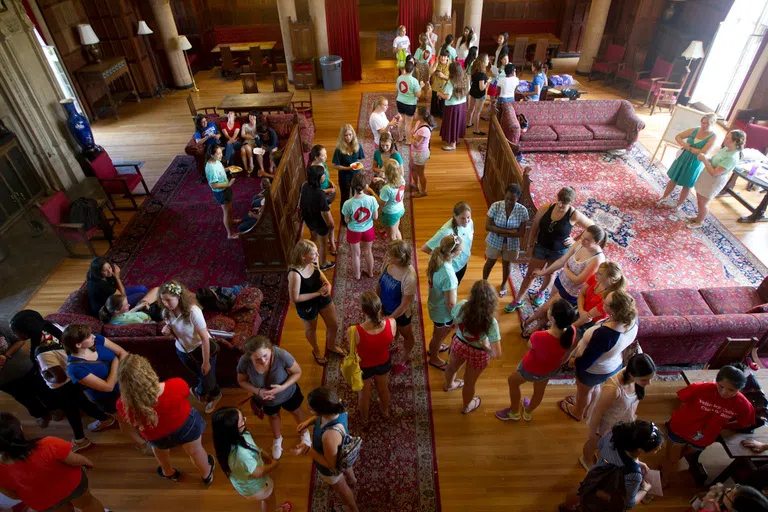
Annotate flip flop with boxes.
[444,379,464,392]
[559,400,581,422]
[428,360,448,371]
[327,347,348,357]
[462,396,482,414]
[312,352,328,366]
[565,396,576,406]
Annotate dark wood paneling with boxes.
[204,0,278,26]
[559,0,590,53]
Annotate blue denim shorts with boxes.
[533,243,569,263]
[517,361,559,382]
[576,365,621,387]
[665,422,706,451]
[554,276,578,305]
[147,408,206,449]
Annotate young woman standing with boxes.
[353,291,396,422]
[444,280,502,414]
[159,281,222,414]
[496,299,578,422]
[426,235,462,370]
[342,173,379,280]
[219,110,242,165]
[374,159,406,241]
[287,240,342,365]
[291,387,358,512]
[411,106,435,197]
[368,97,399,149]
[332,124,365,223]
[309,145,337,254]
[439,62,468,151]
[455,26,478,68]
[571,262,627,332]
[482,183,529,297]
[372,132,403,180]
[393,25,410,75]
[422,201,474,284]
[205,144,238,240]
[429,51,450,118]
[377,240,417,374]
[300,166,336,271]
[395,61,423,145]
[466,53,490,135]
[117,354,215,484]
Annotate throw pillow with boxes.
[208,315,236,333]
[230,287,263,315]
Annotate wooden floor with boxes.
[5,20,768,511]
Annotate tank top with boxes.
[378,267,402,315]
[594,373,638,436]
[289,267,324,314]
[312,412,348,476]
[355,319,394,368]
[559,245,603,297]
[537,204,574,250]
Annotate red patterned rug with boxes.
[465,140,767,321]
[95,155,290,342]
[307,93,440,511]
[376,30,396,60]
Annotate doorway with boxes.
[358,0,400,80]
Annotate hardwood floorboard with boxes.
[4,22,764,511]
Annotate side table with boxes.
[76,57,141,120]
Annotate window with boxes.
[34,28,84,114]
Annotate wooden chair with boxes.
[614,47,648,87]
[525,38,549,73]
[186,95,217,119]
[705,337,761,370]
[221,46,245,78]
[241,73,260,93]
[87,151,150,210]
[292,90,313,125]
[248,46,269,78]
[510,37,528,73]
[589,43,626,82]
[629,57,674,106]
[272,71,288,92]
[38,191,111,257]
[649,79,685,115]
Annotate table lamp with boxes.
[681,40,705,80]
[178,35,199,92]
[78,24,102,64]
[137,21,164,97]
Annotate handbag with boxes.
[240,351,272,420]
[341,326,363,392]
[188,338,220,366]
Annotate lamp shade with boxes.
[177,36,192,51]
[137,21,153,36]
[77,24,99,45]
[682,40,705,60]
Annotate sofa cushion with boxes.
[45,313,102,333]
[628,291,653,317]
[58,287,90,315]
[637,315,691,337]
[685,313,762,337]
[699,286,764,315]
[758,276,768,302]
[551,125,594,141]
[103,322,158,338]
[520,125,557,142]
[641,289,714,316]
[586,124,628,141]
[208,315,236,333]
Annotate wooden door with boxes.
[559,0,591,54]
[432,11,456,51]
[290,18,316,61]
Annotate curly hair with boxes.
[460,280,498,337]
[470,53,488,75]
[159,280,198,321]
[117,354,160,430]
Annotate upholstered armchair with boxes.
[589,44,626,82]
[87,151,150,210]
[629,57,674,105]
[39,191,111,257]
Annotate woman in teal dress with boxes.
[657,113,717,210]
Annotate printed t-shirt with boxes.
[452,300,501,349]
[582,274,608,322]
[427,263,458,324]
[426,219,474,272]
[373,150,403,170]
[236,347,297,405]
[0,437,81,512]
[668,382,755,447]
[521,330,571,375]
[379,183,406,214]
[414,46,434,65]
[341,194,378,233]
[206,160,228,192]
[66,334,117,403]
[396,75,421,106]
[228,431,268,496]
[443,81,466,106]
[117,377,191,440]
[194,124,219,145]
[393,35,410,51]
[369,111,389,145]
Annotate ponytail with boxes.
[440,34,454,56]
[450,201,471,236]
[624,353,656,400]
[361,291,384,327]
[550,299,578,349]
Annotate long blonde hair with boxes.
[606,290,637,326]
[118,354,160,430]
[383,159,405,188]
[427,235,461,280]
[289,239,317,269]
[597,262,627,297]
[336,124,360,155]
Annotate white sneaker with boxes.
[301,429,311,447]
[272,436,283,460]
[204,394,222,414]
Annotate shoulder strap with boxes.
[68,359,110,366]
[348,326,357,356]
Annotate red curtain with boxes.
[325,0,361,81]
[398,0,433,50]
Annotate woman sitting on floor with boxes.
[86,257,150,317]
[99,288,160,325]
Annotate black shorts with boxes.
[396,101,417,117]
[433,319,454,328]
[307,220,330,237]
[383,308,412,327]
[361,358,391,380]
[264,385,304,416]
[213,187,233,205]
[296,295,333,321]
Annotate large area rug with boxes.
[376,30,397,60]
[102,155,290,342]
[308,93,440,511]
[465,140,768,323]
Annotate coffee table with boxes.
[722,162,768,223]
[548,79,588,100]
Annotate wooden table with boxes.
[516,33,563,49]
[722,163,768,223]
[76,57,141,120]
[218,92,294,114]
[548,79,588,100]
[682,370,768,482]
[210,41,277,53]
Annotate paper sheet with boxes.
[645,469,663,497]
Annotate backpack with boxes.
[68,197,102,229]
[326,423,362,475]
[578,455,640,512]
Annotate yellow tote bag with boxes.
[341,326,364,392]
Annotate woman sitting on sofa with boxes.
[194,114,221,148]
[219,110,242,166]
[240,111,260,176]
[86,257,151,317]
[99,288,160,325]
[256,121,279,179]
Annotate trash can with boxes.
[320,55,343,91]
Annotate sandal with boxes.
[559,400,581,422]
[156,466,181,481]
[428,360,448,371]
[312,352,328,366]
[565,396,576,406]
[327,347,348,357]
[444,379,464,392]
[462,396,482,414]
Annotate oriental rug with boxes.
[96,155,290,342]
[376,30,397,60]
[307,93,441,511]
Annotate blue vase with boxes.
[60,99,95,151]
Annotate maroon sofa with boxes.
[500,99,645,152]
[629,277,768,366]
[185,111,314,181]
[46,287,264,387]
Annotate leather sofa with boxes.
[500,99,645,152]
[47,287,265,387]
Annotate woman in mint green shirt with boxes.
[372,159,406,241]
[427,235,462,371]
[341,173,379,280]
[689,130,746,229]
[445,280,502,414]
[422,201,474,284]
[395,60,423,145]
[213,407,291,510]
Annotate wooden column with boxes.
[308,0,329,57]
[148,0,192,88]
[576,0,612,74]
[276,0,298,81]
[463,0,482,42]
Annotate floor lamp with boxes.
[178,35,199,92]
[137,21,165,97]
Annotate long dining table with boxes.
[217,92,295,114]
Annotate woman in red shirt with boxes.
[117,354,215,484]
[496,299,578,422]
[572,261,626,333]
[353,291,397,423]
[661,364,756,487]
[0,413,107,512]
[219,110,242,165]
